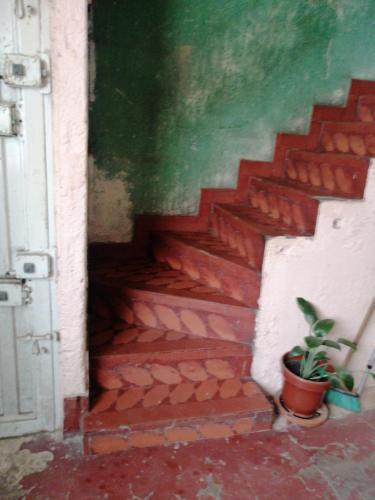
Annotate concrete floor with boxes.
[1,410,375,500]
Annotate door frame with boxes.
[50,0,89,432]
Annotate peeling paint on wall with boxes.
[90,0,375,240]
[88,157,133,242]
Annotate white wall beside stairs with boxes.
[253,161,375,397]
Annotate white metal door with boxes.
[0,0,59,437]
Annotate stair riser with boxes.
[85,409,273,455]
[321,122,375,156]
[91,372,254,416]
[358,95,375,122]
[248,178,319,234]
[153,234,260,307]
[98,285,255,344]
[91,355,251,392]
[211,207,265,271]
[285,151,369,199]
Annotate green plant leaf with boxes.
[313,319,335,337]
[296,297,318,326]
[322,340,341,350]
[371,373,375,380]
[312,366,329,380]
[336,367,355,391]
[314,351,328,360]
[288,346,305,357]
[328,375,341,388]
[337,338,357,351]
[304,336,322,348]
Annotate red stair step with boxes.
[247,177,319,234]
[350,79,375,96]
[211,204,265,270]
[320,121,375,156]
[89,318,190,348]
[153,231,260,307]
[213,203,313,239]
[83,383,273,454]
[91,260,256,344]
[312,80,375,123]
[284,150,369,199]
[91,260,242,306]
[90,376,257,412]
[358,95,375,122]
[90,325,251,391]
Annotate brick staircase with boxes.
[85,79,374,455]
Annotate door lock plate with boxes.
[2,53,43,88]
[15,252,51,279]
[0,278,32,306]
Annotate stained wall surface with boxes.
[90,0,375,240]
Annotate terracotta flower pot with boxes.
[281,353,331,417]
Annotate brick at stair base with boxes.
[85,409,273,455]
[64,396,89,434]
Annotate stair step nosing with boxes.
[91,349,251,364]
[92,340,251,358]
[215,205,311,237]
[84,394,271,433]
[249,177,320,205]
[117,284,253,314]
[287,150,370,164]
[156,232,259,274]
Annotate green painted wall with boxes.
[90,0,375,218]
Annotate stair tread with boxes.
[91,258,248,307]
[84,380,271,432]
[282,150,369,199]
[288,150,369,161]
[269,174,364,198]
[158,231,258,272]
[279,176,362,199]
[90,323,251,358]
[322,120,375,127]
[216,204,305,236]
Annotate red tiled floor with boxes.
[13,410,375,499]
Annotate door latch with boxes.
[0,102,17,136]
[15,252,52,279]
[0,278,32,306]
[18,333,54,355]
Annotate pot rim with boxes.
[282,352,331,389]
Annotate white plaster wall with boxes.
[50,0,88,398]
[252,161,375,397]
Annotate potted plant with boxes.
[281,297,357,417]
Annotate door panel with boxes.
[0,0,58,437]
